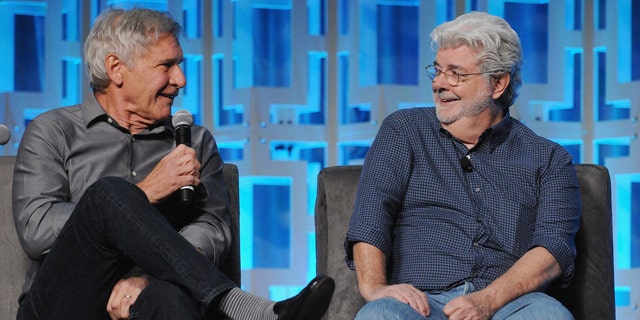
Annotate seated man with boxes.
[345,11,580,320]
[13,7,333,320]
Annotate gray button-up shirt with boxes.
[13,95,231,293]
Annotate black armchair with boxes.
[315,164,615,320]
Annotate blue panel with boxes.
[573,0,582,30]
[219,147,244,162]
[14,14,45,92]
[632,183,640,268]
[308,0,325,35]
[339,0,349,35]
[215,57,243,126]
[253,184,290,268]
[560,143,582,164]
[340,145,370,165]
[299,55,326,125]
[299,147,326,168]
[549,52,581,122]
[597,143,629,166]
[253,8,291,87]
[377,4,419,85]
[598,51,629,121]
[615,286,631,307]
[597,0,606,30]
[504,3,548,84]
[215,0,224,37]
[632,1,640,80]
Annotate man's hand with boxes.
[366,283,430,317]
[137,144,201,204]
[106,276,150,320]
[443,290,496,320]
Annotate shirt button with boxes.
[473,242,479,247]
[474,187,481,192]
[132,171,137,177]
[107,117,113,124]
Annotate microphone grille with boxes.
[0,124,11,146]
[172,110,193,127]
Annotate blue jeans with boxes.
[355,282,574,320]
[17,177,236,320]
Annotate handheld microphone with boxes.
[0,124,10,146]
[460,155,473,173]
[172,110,194,205]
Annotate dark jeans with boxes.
[17,177,236,319]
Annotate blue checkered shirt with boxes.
[345,107,581,291]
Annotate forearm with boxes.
[353,242,388,300]
[477,246,562,312]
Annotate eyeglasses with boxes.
[425,65,498,86]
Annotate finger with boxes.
[119,295,133,319]
[406,292,429,317]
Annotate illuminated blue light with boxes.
[376,4,419,85]
[240,177,292,269]
[214,55,244,126]
[615,286,631,307]
[632,1,640,80]
[339,143,370,165]
[597,50,630,121]
[253,8,291,87]
[505,2,549,85]
[548,50,582,122]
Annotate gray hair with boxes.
[84,8,182,93]
[429,11,523,110]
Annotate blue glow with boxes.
[632,1,640,80]
[307,0,325,35]
[240,176,292,269]
[62,57,82,106]
[596,140,630,166]
[213,54,244,126]
[377,4,419,85]
[615,173,635,270]
[182,0,201,39]
[253,7,291,87]
[597,49,630,121]
[339,143,370,165]
[181,55,203,123]
[548,49,582,122]
[615,286,631,307]
[14,14,45,92]
[505,3,548,84]
[552,140,582,164]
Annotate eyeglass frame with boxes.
[425,65,501,86]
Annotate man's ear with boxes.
[491,73,510,100]
[104,54,124,87]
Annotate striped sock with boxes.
[218,287,277,320]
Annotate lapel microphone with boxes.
[460,155,473,173]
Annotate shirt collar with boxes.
[438,110,512,152]
[82,94,172,135]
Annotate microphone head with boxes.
[0,124,10,146]
[172,110,193,127]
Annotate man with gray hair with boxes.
[346,11,579,320]
[13,7,333,320]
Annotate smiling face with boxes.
[431,45,498,125]
[119,33,186,125]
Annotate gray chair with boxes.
[315,164,615,320]
[0,156,241,320]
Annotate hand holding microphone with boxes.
[172,110,194,205]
